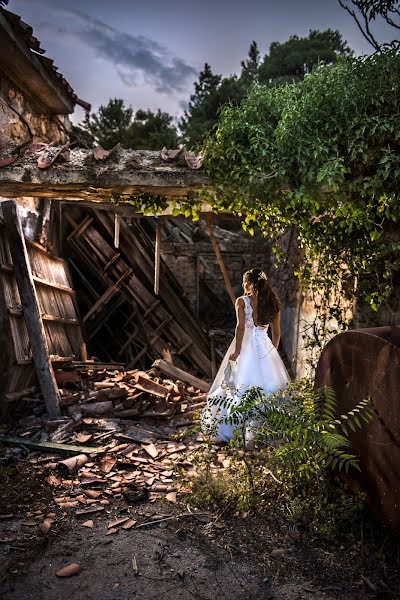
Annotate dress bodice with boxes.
[241,295,272,359]
[242,295,269,331]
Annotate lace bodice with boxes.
[241,295,272,359]
[242,295,269,330]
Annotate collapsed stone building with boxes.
[1,3,400,537]
[2,3,394,413]
[0,4,308,420]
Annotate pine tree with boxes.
[240,41,260,83]
[180,64,248,148]
[84,98,133,148]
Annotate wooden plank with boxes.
[32,276,75,295]
[2,200,61,417]
[25,238,65,263]
[143,299,160,319]
[104,252,120,272]
[0,434,104,455]
[4,386,37,403]
[94,211,209,352]
[67,210,211,375]
[152,359,210,393]
[66,216,94,241]
[41,314,80,326]
[82,268,133,323]
[206,219,236,307]
[114,213,120,249]
[154,219,161,295]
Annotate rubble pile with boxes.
[0,362,221,532]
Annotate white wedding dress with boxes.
[201,295,290,442]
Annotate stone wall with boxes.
[0,72,71,145]
[161,241,274,319]
[0,72,72,243]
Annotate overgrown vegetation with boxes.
[201,50,400,359]
[188,381,374,534]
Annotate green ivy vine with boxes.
[200,50,400,358]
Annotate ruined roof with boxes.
[0,7,90,114]
[0,146,211,205]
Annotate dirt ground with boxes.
[1,460,399,600]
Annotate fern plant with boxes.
[207,379,374,484]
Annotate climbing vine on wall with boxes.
[200,50,400,350]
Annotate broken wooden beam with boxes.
[0,148,211,202]
[154,219,161,295]
[2,200,61,417]
[206,219,236,307]
[152,359,210,393]
[0,434,104,454]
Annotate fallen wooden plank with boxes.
[4,386,38,403]
[152,360,210,393]
[0,435,104,454]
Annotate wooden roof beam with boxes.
[0,148,211,205]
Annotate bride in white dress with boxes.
[201,268,290,443]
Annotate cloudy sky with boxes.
[9,0,396,123]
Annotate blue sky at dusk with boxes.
[9,0,396,123]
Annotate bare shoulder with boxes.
[235,296,245,308]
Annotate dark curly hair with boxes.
[243,268,280,325]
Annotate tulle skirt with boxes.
[201,327,290,442]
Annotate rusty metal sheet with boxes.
[315,326,400,535]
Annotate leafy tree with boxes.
[338,0,400,51]
[125,109,178,150]
[180,32,352,148]
[258,29,353,84]
[240,41,261,84]
[180,64,247,148]
[179,63,222,147]
[84,98,133,149]
[84,100,178,150]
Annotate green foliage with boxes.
[258,29,353,84]
[180,63,248,148]
[188,379,374,533]
[84,98,133,149]
[84,99,178,150]
[240,41,261,84]
[208,380,374,484]
[179,30,352,148]
[124,109,178,150]
[203,50,400,328]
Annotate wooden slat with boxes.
[32,276,75,294]
[154,219,161,295]
[66,216,93,241]
[41,314,80,326]
[95,211,209,352]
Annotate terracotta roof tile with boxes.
[1,7,90,109]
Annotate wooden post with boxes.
[154,219,161,295]
[2,200,61,417]
[195,254,200,319]
[206,218,236,307]
[210,332,217,379]
[114,213,120,249]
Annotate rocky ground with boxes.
[1,364,399,600]
[1,446,399,600]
